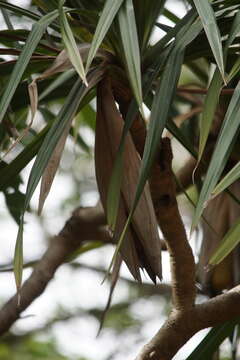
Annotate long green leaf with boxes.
[59,1,87,85]
[0,10,59,124]
[198,9,240,164]
[133,50,184,208]
[39,70,76,101]
[14,221,24,294]
[107,48,184,274]
[198,68,222,161]
[13,79,86,291]
[85,0,124,72]
[192,81,240,230]
[210,217,240,265]
[145,9,196,66]
[131,17,204,211]
[186,319,240,360]
[193,0,225,80]
[212,161,240,197]
[118,0,143,110]
[227,57,240,83]
[0,1,41,22]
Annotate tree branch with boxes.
[150,139,196,310]
[135,286,240,360]
[0,205,107,336]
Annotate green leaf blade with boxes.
[210,217,240,266]
[14,221,24,292]
[118,0,143,110]
[0,10,59,124]
[212,161,240,197]
[186,319,239,360]
[85,0,124,72]
[193,0,225,80]
[59,4,87,85]
[192,81,240,230]
[198,68,222,161]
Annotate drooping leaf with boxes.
[193,0,225,80]
[14,221,24,295]
[13,69,103,290]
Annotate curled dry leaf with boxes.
[28,43,113,121]
[95,79,161,282]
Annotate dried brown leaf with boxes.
[95,79,161,282]
[38,118,72,215]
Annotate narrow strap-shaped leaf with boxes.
[186,318,240,360]
[59,1,87,85]
[118,0,143,111]
[145,9,196,65]
[85,0,124,72]
[133,50,184,208]
[106,12,203,251]
[14,221,24,296]
[198,68,222,161]
[0,1,41,21]
[107,49,184,275]
[1,7,14,30]
[13,79,85,292]
[193,0,225,80]
[227,57,240,83]
[0,9,59,124]
[38,117,72,214]
[212,161,240,197]
[192,81,240,230]
[197,9,240,164]
[39,69,75,101]
[225,9,240,51]
[210,217,240,266]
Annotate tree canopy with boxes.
[0,0,240,359]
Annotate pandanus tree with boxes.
[0,0,240,358]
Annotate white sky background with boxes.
[0,1,232,359]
